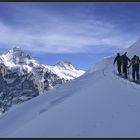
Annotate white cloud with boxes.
[0,9,137,54]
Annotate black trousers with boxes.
[117,63,121,74]
[122,64,128,78]
[132,64,139,81]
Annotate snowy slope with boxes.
[126,38,140,58]
[46,61,85,80]
[0,39,140,137]
[46,61,84,80]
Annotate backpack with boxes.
[132,56,140,65]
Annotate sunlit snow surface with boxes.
[1,40,140,137]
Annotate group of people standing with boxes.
[113,52,140,82]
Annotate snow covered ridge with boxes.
[0,47,85,114]
[2,39,140,137]
[0,39,140,137]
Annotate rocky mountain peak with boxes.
[55,61,75,70]
[0,48,85,114]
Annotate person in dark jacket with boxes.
[113,53,122,75]
[121,52,130,78]
[128,55,140,82]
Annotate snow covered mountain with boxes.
[1,39,140,137]
[0,47,85,113]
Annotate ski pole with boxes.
[113,64,116,75]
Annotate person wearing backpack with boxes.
[128,55,140,82]
[121,52,131,78]
[113,53,122,75]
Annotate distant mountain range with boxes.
[0,47,85,113]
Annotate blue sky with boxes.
[0,2,140,70]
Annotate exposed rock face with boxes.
[0,47,85,113]
[0,66,39,113]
